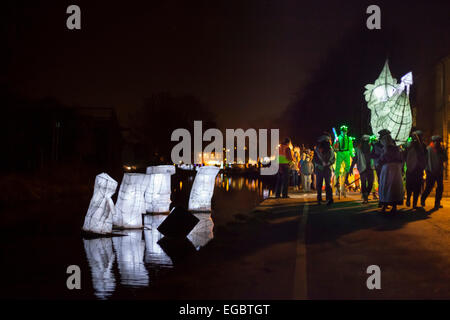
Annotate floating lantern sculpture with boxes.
[145,165,175,213]
[82,173,118,234]
[188,165,220,212]
[187,213,214,250]
[364,60,413,145]
[112,230,149,287]
[114,173,151,229]
[83,238,116,299]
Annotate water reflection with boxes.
[82,174,273,299]
[112,230,149,287]
[143,215,173,267]
[83,238,116,300]
[214,174,272,197]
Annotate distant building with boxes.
[413,54,450,178]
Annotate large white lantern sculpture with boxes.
[114,173,151,229]
[82,173,118,235]
[364,60,413,145]
[145,165,175,213]
[83,238,116,299]
[188,166,220,212]
[187,213,214,250]
[112,230,149,287]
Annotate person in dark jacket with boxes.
[378,131,404,213]
[421,135,448,210]
[350,135,374,204]
[275,137,294,198]
[405,130,427,208]
[313,135,336,205]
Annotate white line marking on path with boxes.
[293,197,308,299]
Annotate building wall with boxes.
[414,55,450,178]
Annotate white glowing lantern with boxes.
[115,173,151,229]
[82,173,117,234]
[112,230,149,287]
[188,165,220,211]
[145,165,175,213]
[187,213,214,250]
[83,238,116,299]
[364,60,413,145]
[143,215,173,266]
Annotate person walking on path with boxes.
[378,130,404,213]
[405,130,427,208]
[350,135,374,204]
[421,135,448,210]
[275,137,294,198]
[300,152,314,192]
[313,135,335,205]
[334,125,353,198]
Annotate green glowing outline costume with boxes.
[334,126,354,195]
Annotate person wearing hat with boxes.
[300,150,314,192]
[350,135,374,204]
[421,135,448,209]
[333,125,353,198]
[378,131,404,213]
[405,130,427,208]
[370,130,390,206]
[313,135,336,205]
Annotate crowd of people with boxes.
[274,125,448,213]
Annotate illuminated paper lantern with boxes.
[115,173,151,229]
[83,238,116,299]
[364,61,413,145]
[143,215,173,266]
[145,165,175,213]
[187,213,214,250]
[82,173,117,234]
[112,230,149,287]
[188,166,220,211]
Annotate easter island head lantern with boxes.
[364,60,413,145]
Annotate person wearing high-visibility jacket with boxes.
[275,137,294,198]
[333,125,353,198]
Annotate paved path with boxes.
[254,191,450,299]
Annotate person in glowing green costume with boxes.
[333,125,354,198]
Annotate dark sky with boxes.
[4,0,450,129]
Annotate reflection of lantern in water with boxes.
[115,173,150,229]
[145,165,175,213]
[83,173,117,234]
[112,230,149,287]
[83,238,116,300]
[188,166,220,212]
[143,215,173,267]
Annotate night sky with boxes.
[4,0,450,130]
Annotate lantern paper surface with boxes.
[145,165,175,213]
[364,61,413,145]
[82,173,118,234]
[188,166,220,211]
[112,230,149,287]
[115,173,151,228]
[187,213,214,250]
[83,238,116,300]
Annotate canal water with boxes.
[0,173,274,299]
